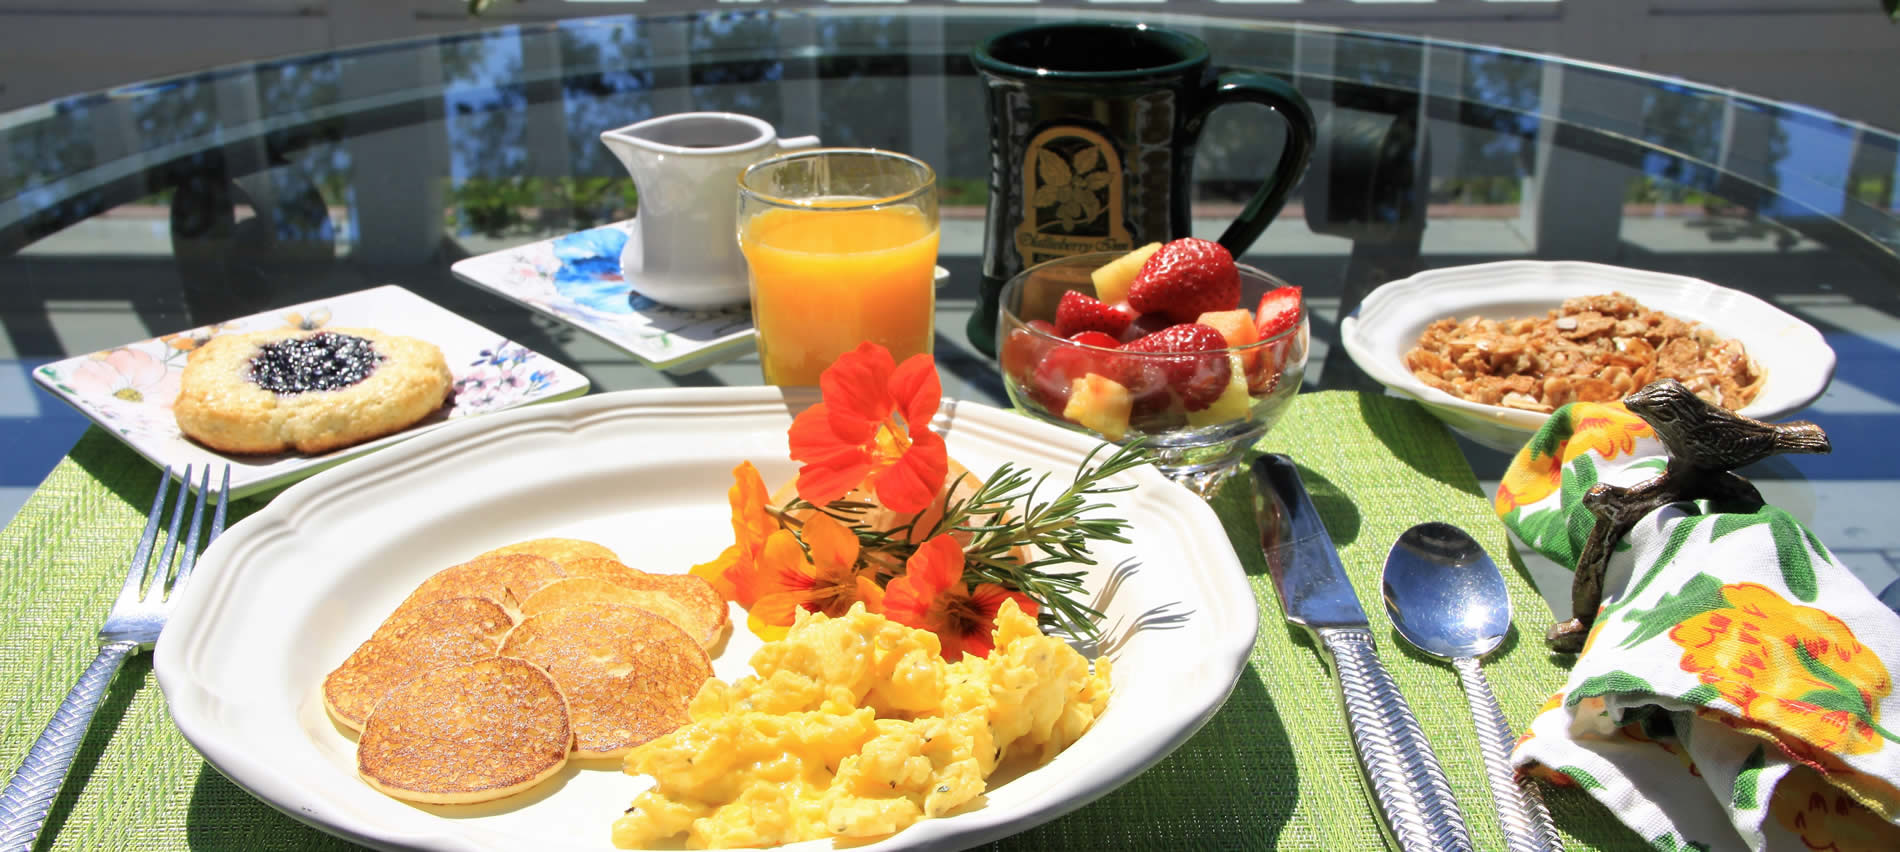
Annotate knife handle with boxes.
[1318,626,1475,852]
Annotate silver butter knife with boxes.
[1252,454,1474,852]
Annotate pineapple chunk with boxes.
[1062,373,1133,441]
[1195,308,1261,370]
[1089,242,1162,305]
[1186,355,1254,427]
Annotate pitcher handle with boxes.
[1191,70,1316,257]
[777,135,821,152]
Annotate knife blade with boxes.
[1252,453,1474,852]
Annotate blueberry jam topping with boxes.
[247,332,385,394]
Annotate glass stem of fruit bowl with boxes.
[1151,444,1250,499]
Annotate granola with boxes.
[1402,292,1765,413]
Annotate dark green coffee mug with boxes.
[968,23,1315,356]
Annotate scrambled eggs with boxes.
[611,600,1112,849]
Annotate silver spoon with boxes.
[1382,522,1560,852]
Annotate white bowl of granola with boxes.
[1340,261,1835,453]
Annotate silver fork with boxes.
[0,464,229,850]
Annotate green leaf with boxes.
[1620,572,1728,649]
[1629,458,1670,475]
[1649,834,1712,852]
[1681,684,1720,707]
[1512,506,1579,566]
[1559,766,1605,791]
[1788,641,1900,743]
[1887,0,1899,23]
[1711,505,1818,601]
[1603,514,1710,622]
[1561,452,1600,506]
[1567,670,1654,707]
[1792,642,1871,710]
[1523,405,1576,462]
[1732,745,1766,810]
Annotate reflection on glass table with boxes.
[1,9,1898,596]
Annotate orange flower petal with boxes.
[869,429,949,514]
[747,609,793,642]
[750,589,808,630]
[854,574,886,614]
[732,529,814,609]
[951,626,992,660]
[689,545,743,601]
[883,534,966,631]
[970,582,1039,620]
[889,352,942,434]
[789,404,874,507]
[803,513,862,575]
[820,342,896,442]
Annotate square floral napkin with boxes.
[1496,402,1900,851]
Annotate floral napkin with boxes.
[1495,402,1900,851]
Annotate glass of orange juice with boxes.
[737,148,940,385]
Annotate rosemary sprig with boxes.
[949,441,1149,639]
[783,441,1149,642]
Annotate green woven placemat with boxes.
[0,393,1642,850]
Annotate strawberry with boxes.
[1120,311,1176,343]
[1127,238,1241,323]
[1122,323,1233,411]
[1067,330,1122,349]
[1256,286,1303,339]
[1055,290,1135,338]
[1027,336,1128,410]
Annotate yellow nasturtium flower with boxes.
[1561,403,1654,464]
[1494,402,1653,515]
[1670,583,1894,755]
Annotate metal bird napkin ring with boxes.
[1546,379,1831,653]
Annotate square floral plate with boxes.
[153,387,1257,852]
[31,284,590,499]
[450,220,949,375]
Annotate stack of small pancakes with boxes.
[321,538,726,804]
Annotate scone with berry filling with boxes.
[174,327,452,454]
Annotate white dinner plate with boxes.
[31,284,590,499]
[154,387,1256,852]
[1340,260,1836,452]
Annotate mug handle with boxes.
[1193,70,1316,256]
[777,135,821,152]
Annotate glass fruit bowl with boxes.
[998,250,1308,497]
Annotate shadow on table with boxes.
[187,761,357,850]
[1211,453,1363,575]
[33,657,152,850]
[1354,394,1489,501]
[982,666,1297,850]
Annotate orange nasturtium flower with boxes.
[690,461,778,605]
[788,342,948,516]
[883,534,1038,661]
[740,514,886,641]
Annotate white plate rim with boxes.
[1339,259,1837,435]
[153,385,1257,852]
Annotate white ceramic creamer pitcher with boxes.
[600,112,818,310]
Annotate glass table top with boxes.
[3,7,1899,598]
